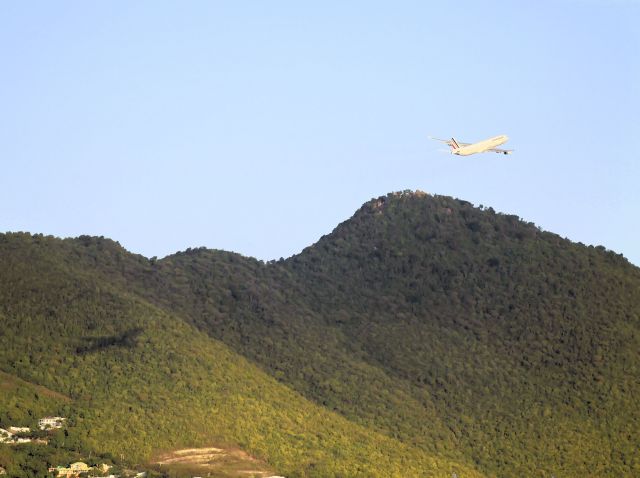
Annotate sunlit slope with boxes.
[3,233,470,468]
[0,233,484,477]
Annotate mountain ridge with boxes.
[1,191,639,477]
[6,190,633,266]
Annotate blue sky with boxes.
[1,1,638,264]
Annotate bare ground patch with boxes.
[152,446,277,478]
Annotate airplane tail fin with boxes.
[449,138,461,151]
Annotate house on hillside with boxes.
[48,462,91,477]
[0,429,28,443]
[38,416,66,430]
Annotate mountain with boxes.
[1,191,639,477]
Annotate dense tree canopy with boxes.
[1,191,639,477]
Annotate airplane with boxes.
[429,135,513,156]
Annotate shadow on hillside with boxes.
[76,327,143,354]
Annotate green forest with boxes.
[1,191,639,477]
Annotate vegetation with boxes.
[1,191,639,477]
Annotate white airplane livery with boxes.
[430,135,513,156]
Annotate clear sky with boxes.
[1,1,639,265]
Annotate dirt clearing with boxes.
[152,446,278,478]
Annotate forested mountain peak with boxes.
[290,189,635,285]
[1,192,639,477]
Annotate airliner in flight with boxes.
[430,135,513,156]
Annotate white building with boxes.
[38,416,66,430]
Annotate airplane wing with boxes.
[428,137,470,146]
[488,148,513,155]
[428,136,450,143]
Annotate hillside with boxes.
[1,191,639,477]
[0,229,482,477]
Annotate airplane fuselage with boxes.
[454,135,509,156]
